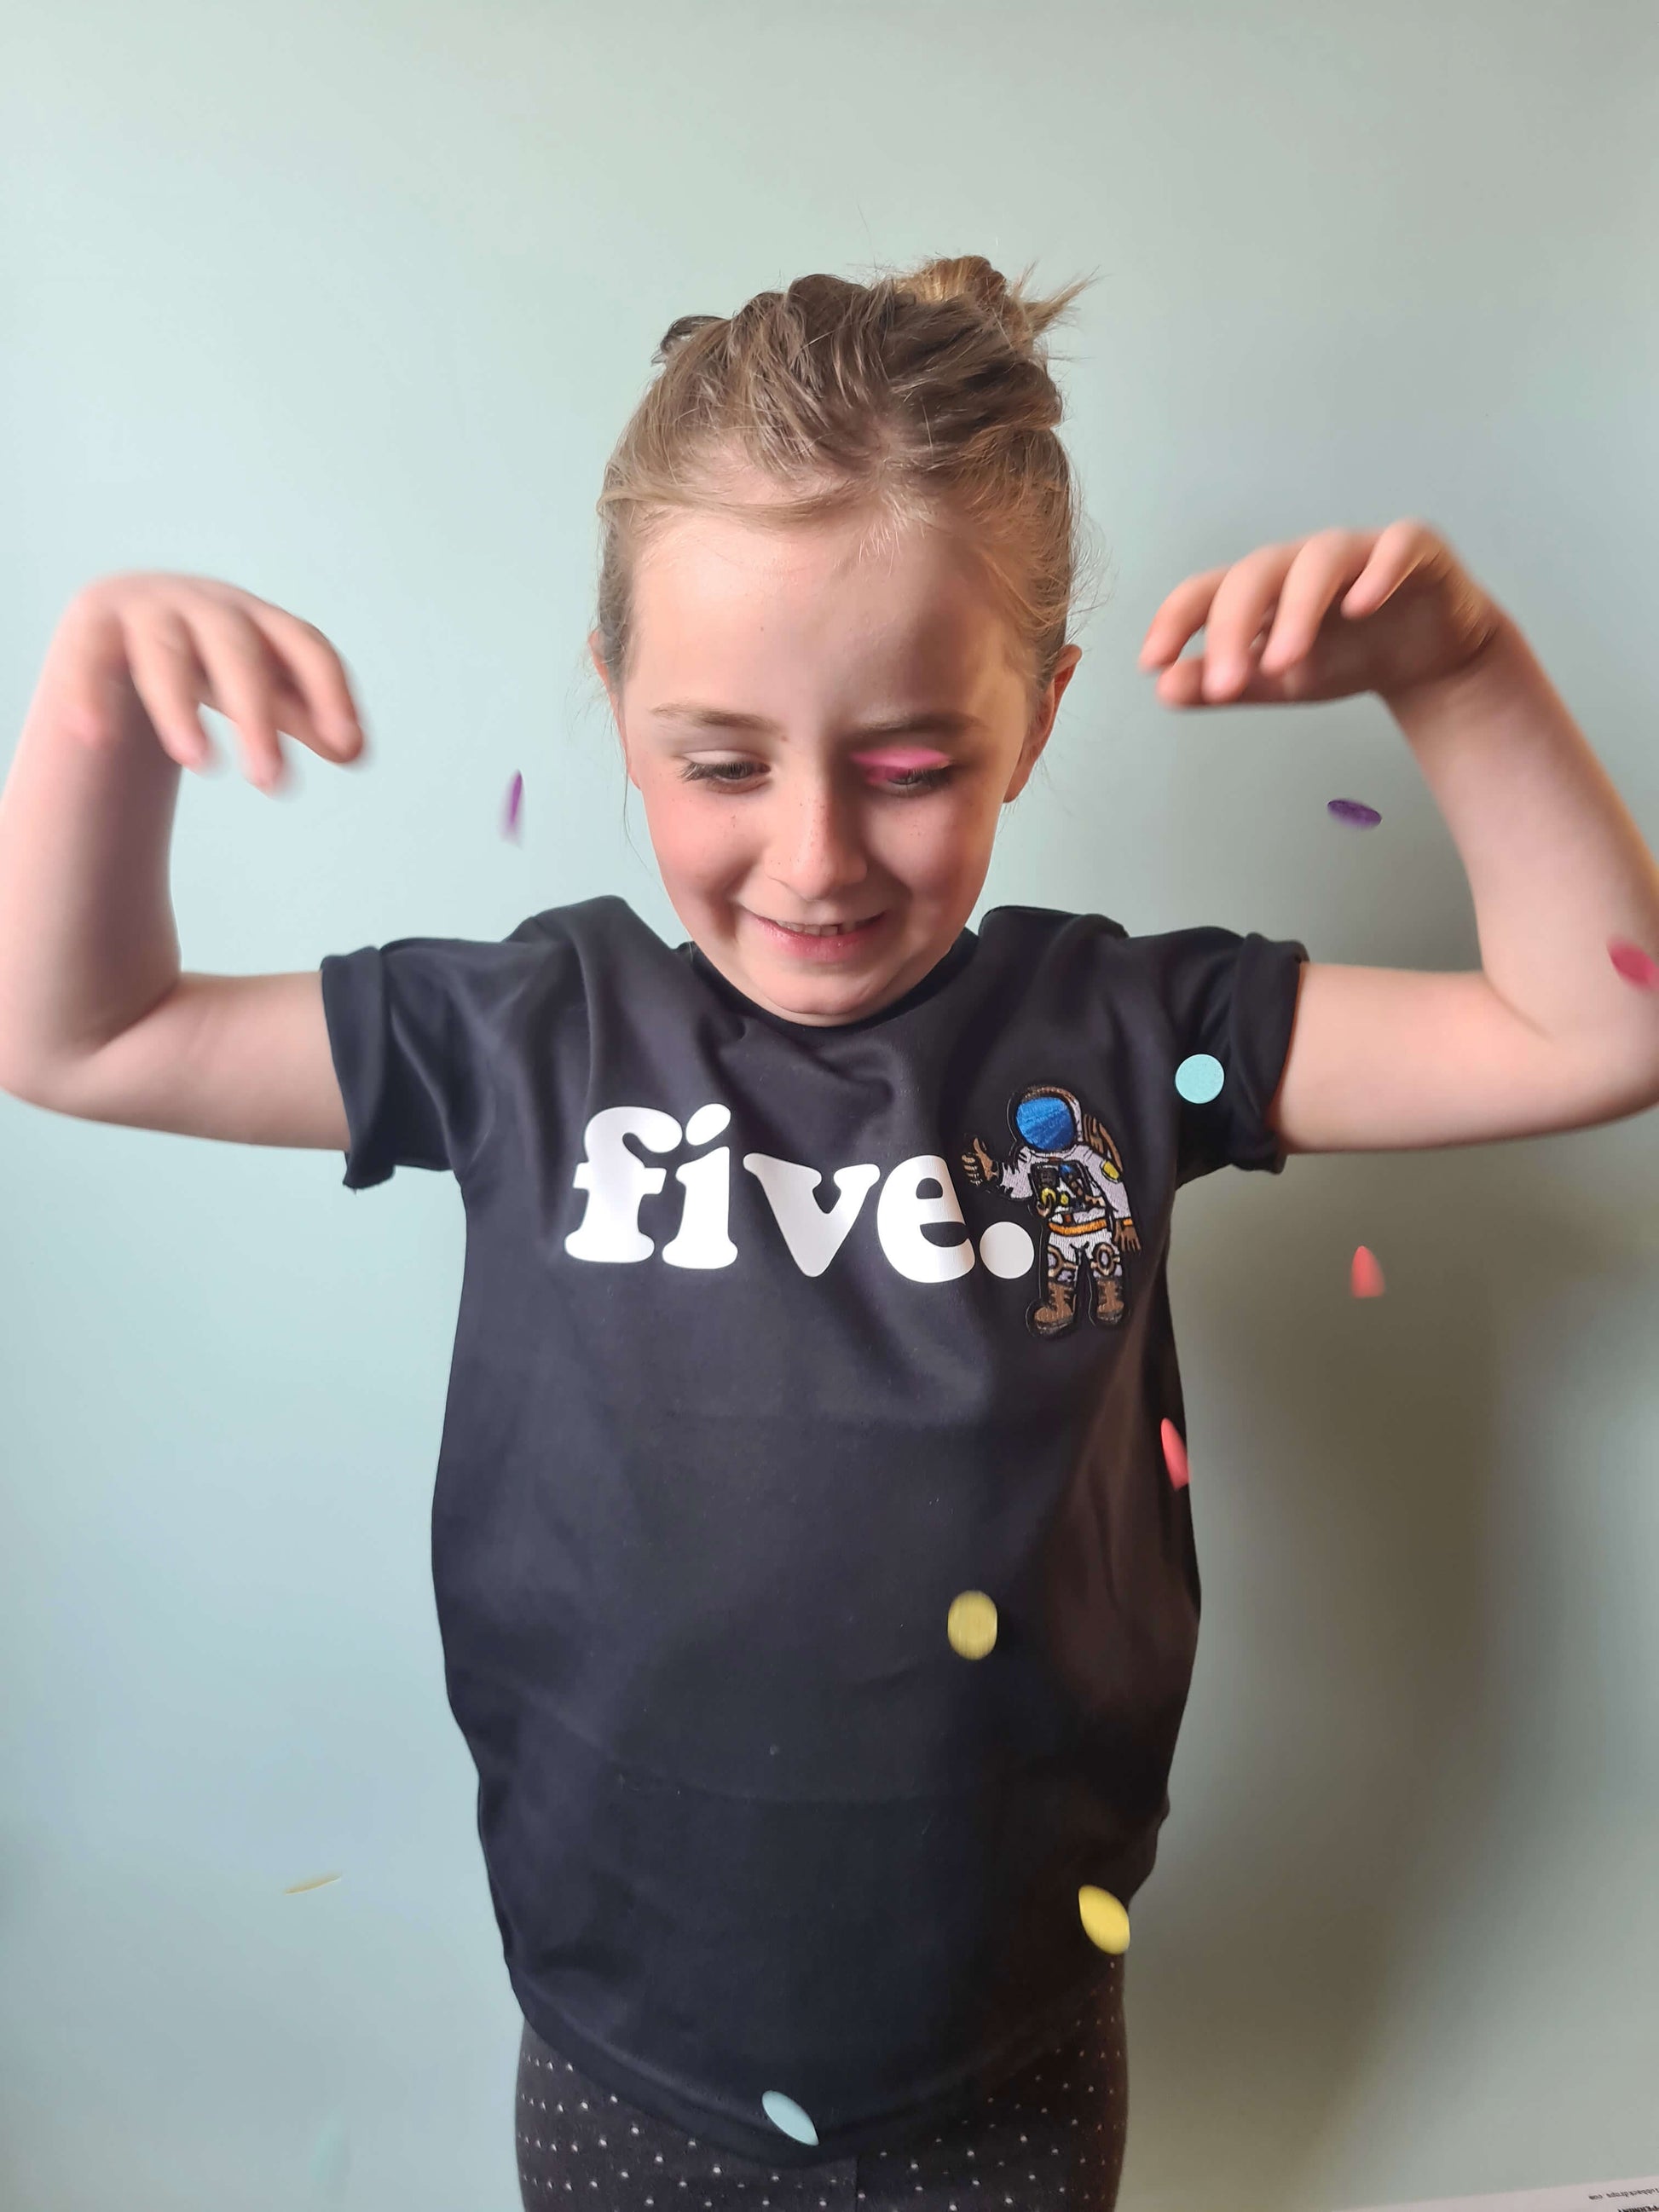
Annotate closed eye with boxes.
[676,759,956,796]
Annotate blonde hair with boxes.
[592,254,1104,719]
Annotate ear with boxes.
[1003,645,1082,804]
[589,630,640,789]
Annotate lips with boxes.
[763,916,880,935]
[745,908,889,962]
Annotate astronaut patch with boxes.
[961,1084,1140,1338]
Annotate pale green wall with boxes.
[3,4,1656,2208]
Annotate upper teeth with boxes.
[783,920,862,934]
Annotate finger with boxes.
[241,602,366,759]
[121,606,218,771]
[1198,542,1304,698]
[1137,566,1230,668]
[1151,656,1214,709]
[1338,517,1438,616]
[266,673,336,758]
[1257,528,1377,673]
[186,605,290,793]
[1150,651,1304,712]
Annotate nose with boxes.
[764,768,870,907]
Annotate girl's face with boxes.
[591,490,1081,1026]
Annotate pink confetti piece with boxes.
[1350,1245,1385,1299]
[1159,1418,1190,1490]
[1609,937,1659,990]
[1327,798,1382,829]
[503,771,523,839]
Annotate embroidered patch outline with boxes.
[961,1083,1140,1338]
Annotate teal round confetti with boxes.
[308,2113,350,2206]
[762,2090,819,2145]
[1174,1053,1224,1105]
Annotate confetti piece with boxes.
[978,1220,1036,1279]
[504,771,524,838]
[1327,798,1382,829]
[946,1591,999,1660]
[1610,938,1659,990]
[309,2114,351,2207]
[1159,1418,1190,1490]
[284,1873,343,1895]
[1174,1053,1224,1105]
[1078,1885,1131,1955]
[762,2091,819,2146]
[1350,1245,1385,1298]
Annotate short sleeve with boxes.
[1144,925,1309,1183]
[319,916,559,1192]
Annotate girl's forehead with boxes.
[635,512,997,649]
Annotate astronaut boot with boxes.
[1030,1250,1078,1337]
[1088,1254,1126,1325]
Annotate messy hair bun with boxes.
[597,253,1103,713]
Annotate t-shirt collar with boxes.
[679,927,979,1037]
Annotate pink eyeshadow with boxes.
[849,743,954,774]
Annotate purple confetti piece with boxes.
[504,771,523,839]
[1327,798,1382,829]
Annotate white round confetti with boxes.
[1174,1053,1224,1105]
[685,1102,731,1145]
[762,2090,818,2145]
[978,1220,1036,1279]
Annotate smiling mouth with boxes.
[757,914,884,936]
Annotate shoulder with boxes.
[977,904,1130,952]
[507,892,653,953]
[979,904,1303,976]
[330,898,657,1025]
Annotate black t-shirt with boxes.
[319,894,1307,2163]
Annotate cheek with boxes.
[637,779,746,894]
[876,788,998,898]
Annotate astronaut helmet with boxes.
[1011,1085,1082,1153]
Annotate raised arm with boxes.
[0,575,364,1150]
[1139,522,1659,1153]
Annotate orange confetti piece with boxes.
[1159,1418,1190,1489]
[1350,1245,1385,1298]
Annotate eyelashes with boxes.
[676,759,955,795]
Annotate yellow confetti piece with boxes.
[284,1874,343,1895]
[1078,1885,1130,1954]
[946,1591,998,1660]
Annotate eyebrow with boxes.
[648,703,986,738]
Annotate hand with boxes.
[1118,1216,1141,1256]
[1138,520,1506,710]
[45,572,368,794]
[960,1136,997,1187]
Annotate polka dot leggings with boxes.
[516,1963,1127,2211]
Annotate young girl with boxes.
[2,255,1656,2212]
